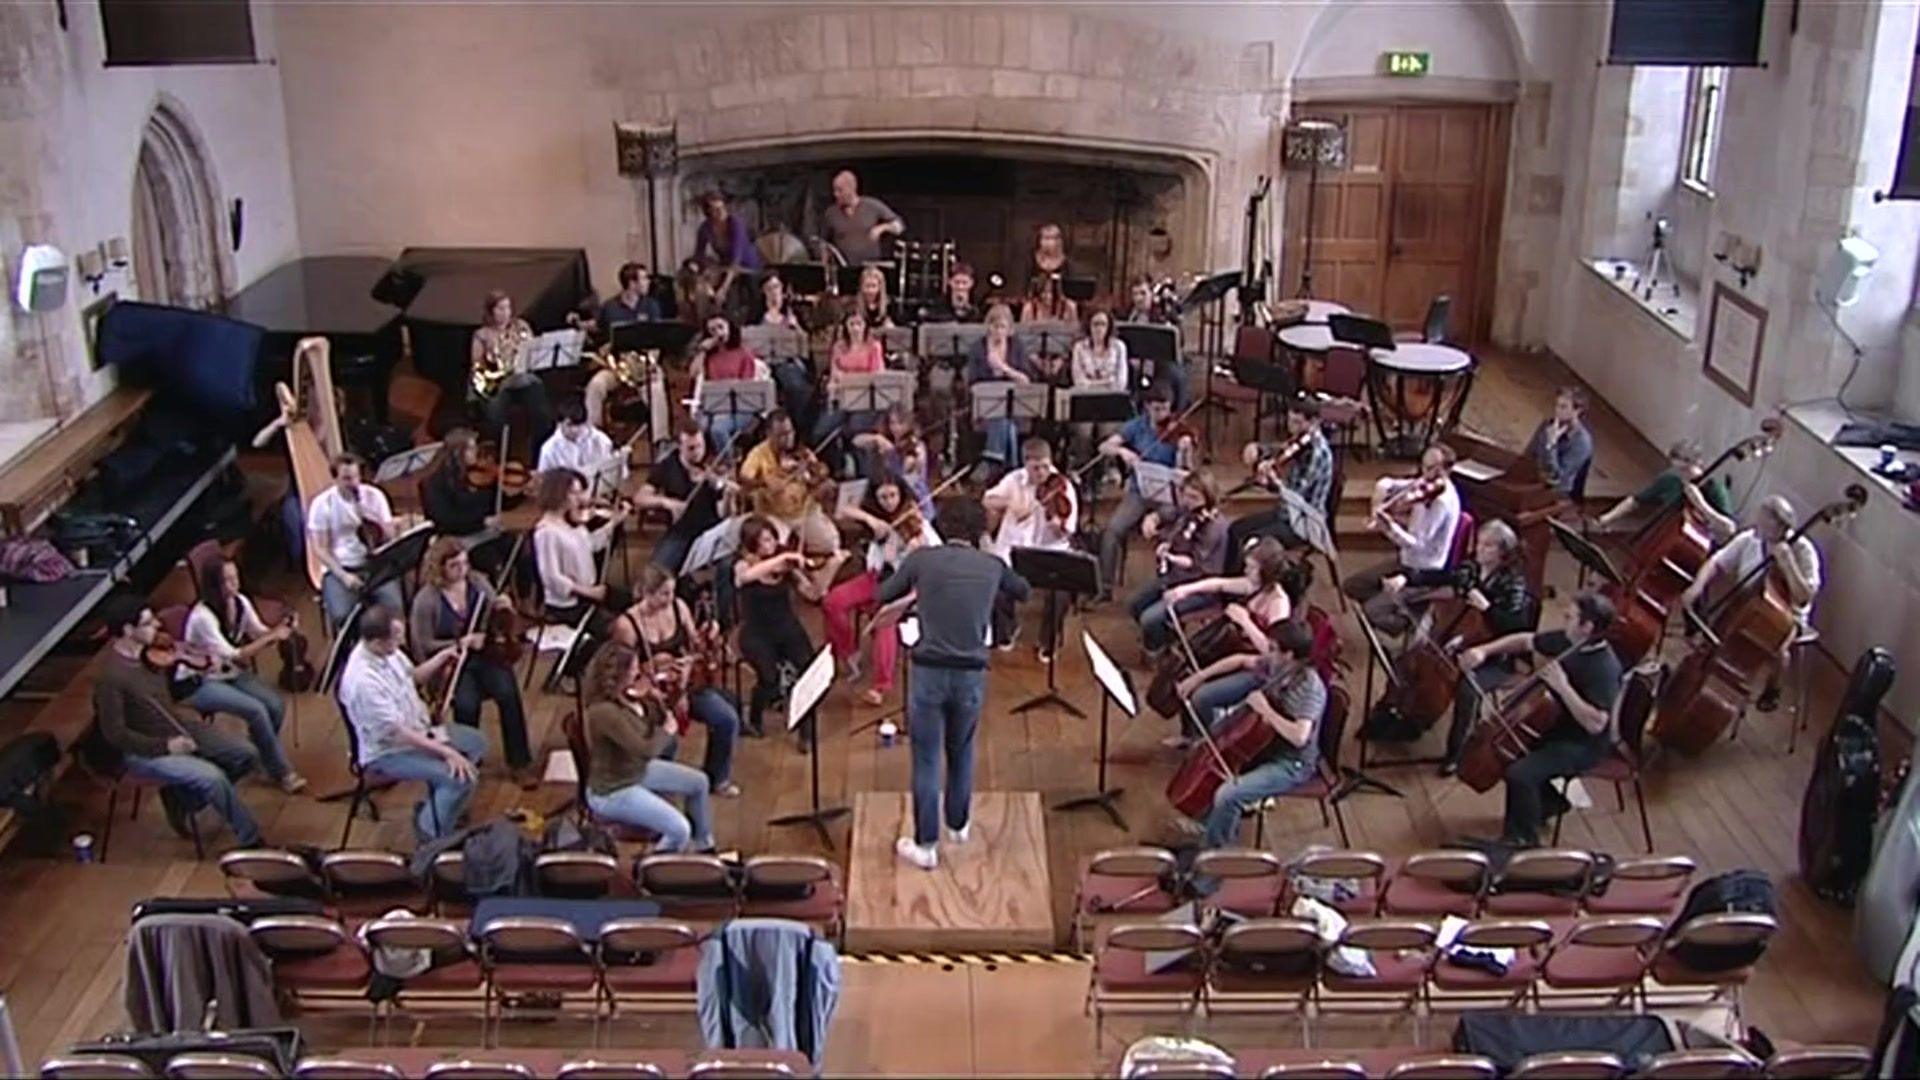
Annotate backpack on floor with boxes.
[1668,870,1776,971]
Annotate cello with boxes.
[1603,422,1782,663]
[1650,486,1865,756]
[1362,565,1495,742]
[1162,614,1296,818]
[1455,639,1594,794]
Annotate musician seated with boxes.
[1343,442,1463,637]
[184,554,306,794]
[1069,307,1130,458]
[581,643,715,852]
[853,404,932,512]
[1592,438,1736,541]
[965,303,1036,478]
[739,410,840,556]
[984,437,1079,662]
[610,566,742,797]
[1120,275,1188,410]
[1147,537,1300,654]
[692,191,765,275]
[637,421,731,577]
[1121,276,1170,327]
[813,309,891,451]
[733,515,824,743]
[598,262,662,333]
[821,168,905,266]
[920,262,983,324]
[472,290,556,451]
[1096,386,1194,601]
[1176,621,1328,857]
[753,272,817,430]
[824,472,938,707]
[1408,521,1540,770]
[1129,471,1227,634]
[852,265,896,329]
[95,597,267,848]
[1454,591,1623,846]
[689,315,770,451]
[422,429,503,547]
[756,271,803,330]
[537,396,621,486]
[1027,222,1075,292]
[1019,273,1078,325]
[532,467,634,642]
[411,538,534,787]
[338,605,489,846]
[309,453,406,630]
[1226,401,1336,573]
[1678,494,1823,711]
[1521,385,1595,497]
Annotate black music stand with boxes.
[1062,276,1098,303]
[1550,518,1624,587]
[697,379,775,448]
[969,381,1050,471]
[768,646,851,847]
[1332,610,1410,802]
[1065,390,1134,480]
[1009,545,1098,718]
[1053,629,1133,830]
[1118,322,1180,400]
[610,320,699,358]
[1231,347,1298,445]
[773,263,828,296]
[1180,269,1244,447]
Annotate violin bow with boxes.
[433,543,515,720]
[494,423,512,518]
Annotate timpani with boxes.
[1276,321,1337,393]
[1366,342,1475,457]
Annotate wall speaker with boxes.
[15,244,69,313]
[1814,234,1879,310]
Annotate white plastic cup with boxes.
[1879,444,1898,471]
[72,834,96,863]
[879,720,898,746]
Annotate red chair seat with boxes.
[646,897,738,922]
[1650,952,1752,987]
[1095,947,1205,994]
[1585,880,1687,917]
[1430,952,1540,991]
[1210,876,1283,918]
[1285,773,1334,800]
[274,946,372,990]
[1322,951,1429,992]
[1282,879,1379,918]
[1586,751,1635,782]
[331,886,428,919]
[1382,874,1480,917]
[603,947,699,992]
[490,961,599,993]
[1209,968,1316,995]
[1543,945,1646,989]
[1077,876,1176,917]
[741,884,843,924]
[403,959,485,992]
[1483,891,1581,918]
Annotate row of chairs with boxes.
[221,848,844,939]
[1074,846,1701,949]
[1121,1043,1871,1079]
[1087,909,1778,1046]
[43,1052,802,1079]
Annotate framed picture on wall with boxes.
[81,293,118,371]
[1703,282,1766,406]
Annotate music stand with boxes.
[742,324,808,363]
[1063,389,1135,477]
[773,263,828,296]
[528,328,585,373]
[830,370,915,419]
[969,381,1052,451]
[1131,460,1189,511]
[1179,269,1244,445]
[768,645,850,846]
[1053,630,1135,830]
[918,322,987,368]
[697,378,776,442]
[833,265,867,296]
[1016,320,1078,362]
[1329,314,1396,352]
[1550,518,1624,586]
[1009,545,1098,718]
[610,320,700,359]
[1333,610,1411,800]
[681,516,742,578]
[1062,276,1098,303]
[374,442,443,485]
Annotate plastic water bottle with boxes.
[72,833,95,863]
[878,720,898,747]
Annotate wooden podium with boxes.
[1446,432,1570,596]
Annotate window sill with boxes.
[1679,178,1716,200]
[1581,258,1699,342]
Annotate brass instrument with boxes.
[472,323,530,398]
[596,347,658,394]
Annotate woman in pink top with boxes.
[689,315,766,448]
[815,310,890,448]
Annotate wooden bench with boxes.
[0,386,153,536]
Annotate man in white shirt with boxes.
[1680,493,1823,710]
[1342,442,1463,636]
[538,396,623,486]
[308,454,406,629]
[337,604,488,844]
[983,437,1079,661]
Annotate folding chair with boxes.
[1510,1052,1625,1079]
[598,918,701,1020]
[1536,915,1664,1011]
[1204,917,1322,1044]
[1085,922,1208,1048]
[478,916,601,1046]
[1071,846,1179,953]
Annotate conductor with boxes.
[875,496,1031,870]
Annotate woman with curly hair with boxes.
[580,642,713,852]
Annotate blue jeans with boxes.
[586,758,714,852]
[688,686,741,786]
[322,571,405,632]
[907,665,986,846]
[982,417,1020,465]
[1203,753,1317,849]
[1099,488,1157,594]
[185,672,293,783]
[704,410,758,455]
[1188,671,1266,735]
[125,726,262,847]
[1132,584,1215,651]
[366,724,488,844]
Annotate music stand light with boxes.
[1282,118,1350,298]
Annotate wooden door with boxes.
[1283,102,1509,344]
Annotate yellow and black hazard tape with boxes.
[845,951,1083,967]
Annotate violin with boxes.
[1249,430,1315,485]
[466,454,531,500]
[276,615,317,693]
[1373,474,1447,523]
[143,631,215,676]
[1155,401,1204,448]
[1155,506,1216,579]
[1036,470,1074,525]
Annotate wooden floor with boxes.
[0,345,1889,1074]
[845,791,1054,952]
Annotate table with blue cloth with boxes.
[468,897,662,941]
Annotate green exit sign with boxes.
[1384,51,1431,77]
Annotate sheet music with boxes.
[527,328,585,372]
[787,645,835,731]
[1452,459,1503,483]
[1132,460,1189,508]
[835,478,868,515]
[683,515,743,576]
[375,442,443,484]
[1082,632,1138,717]
[1277,483,1335,557]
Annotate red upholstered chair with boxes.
[1637,1048,1762,1079]
[561,711,658,846]
[1283,848,1389,918]
[1447,511,1477,571]
[1584,854,1697,918]
[41,1055,154,1079]
[248,915,372,1016]
[360,916,486,1034]
[1316,919,1440,1043]
[1071,847,1180,953]
[478,916,601,1045]
[533,851,622,899]
[1763,1045,1873,1079]
[1645,912,1779,1032]
[1381,850,1490,918]
[686,1058,802,1079]
[164,1054,280,1079]
[1510,1052,1626,1080]
[320,849,425,918]
[556,1063,671,1080]
[1426,918,1554,1012]
[1086,922,1208,1047]
[292,1059,406,1080]
[1203,917,1322,1044]
[82,746,205,862]
[1553,663,1660,853]
[1385,1054,1499,1080]
[739,855,845,943]
[1194,848,1286,919]
[423,1064,537,1080]
[597,917,701,1019]
[1318,346,1372,459]
[633,853,739,924]
[1260,1063,1368,1080]
[1481,848,1596,919]
[220,848,325,902]
[1536,915,1664,1011]
[1124,1062,1236,1080]
[429,850,476,917]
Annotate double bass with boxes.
[1603,422,1782,663]
[1650,486,1865,756]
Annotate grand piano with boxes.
[221,254,403,422]
[389,247,592,394]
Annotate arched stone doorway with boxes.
[130,102,230,308]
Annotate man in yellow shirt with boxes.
[739,410,839,555]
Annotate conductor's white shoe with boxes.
[896,837,938,870]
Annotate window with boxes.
[1681,67,1728,192]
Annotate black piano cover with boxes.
[220,254,404,386]
[390,247,592,392]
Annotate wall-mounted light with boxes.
[106,236,129,270]
[74,238,130,294]
[1712,231,1762,289]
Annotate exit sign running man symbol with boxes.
[1385,51,1431,77]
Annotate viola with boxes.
[276,617,317,693]
[466,457,531,499]
[1155,506,1216,579]
[1374,474,1446,522]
